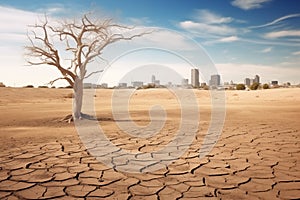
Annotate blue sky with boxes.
[0,0,299,86]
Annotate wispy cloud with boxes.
[179,21,236,36]
[218,36,239,42]
[194,9,233,24]
[133,28,197,51]
[249,13,300,29]
[231,0,272,10]
[179,10,237,37]
[35,3,83,17]
[292,51,300,55]
[127,17,151,25]
[261,47,272,53]
[0,6,42,49]
[0,6,39,33]
[265,30,300,39]
[37,4,65,15]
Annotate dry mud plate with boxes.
[0,88,299,199]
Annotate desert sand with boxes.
[0,87,299,199]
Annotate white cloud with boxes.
[127,17,151,25]
[178,10,238,38]
[194,9,233,24]
[231,0,272,10]
[0,6,103,86]
[37,4,65,15]
[249,13,300,29]
[0,6,43,86]
[218,36,239,42]
[179,20,236,36]
[0,33,28,44]
[261,47,272,53]
[279,62,293,66]
[0,6,40,34]
[128,28,198,51]
[265,30,300,39]
[292,51,300,56]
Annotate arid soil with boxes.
[0,87,299,199]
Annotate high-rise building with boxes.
[245,78,251,86]
[254,75,260,84]
[209,74,221,86]
[191,69,199,88]
[151,75,155,84]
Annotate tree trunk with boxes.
[73,77,83,120]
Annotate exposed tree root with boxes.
[60,114,74,123]
[60,113,97,123]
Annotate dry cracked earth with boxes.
[0,122,299,200]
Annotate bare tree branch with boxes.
[26,18,77,83]
[48,77,74,87]
[84,70,104,79]
[25,13,151,87]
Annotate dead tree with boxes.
[26,14,149,121]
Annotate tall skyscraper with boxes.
[254,75,260,84]
[151,75,155,84]
[209,74,221,86]
[191,69,199,88]
[245,78,251,86]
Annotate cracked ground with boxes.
[0,88,299,199]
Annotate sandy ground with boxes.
[0,87,299,199]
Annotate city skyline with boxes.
[94,72,284,89]
[0,1,299,87]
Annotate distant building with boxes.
[132,81,143,88]
[154,80,160,86]
[245,78,251,86]
[95,83,108,88]
[209,74,221,86]
[181,79,189,87]
[244,75,260,86]
[85,83,108,88]
[271,81,278,86]
[150,75,160,86]
[100,83,108,88]
[191,69,199,88]
[166,82,173,87]
[250,79,254,85]
[151,75,155,84]
[254,75,260,84]
[118,83,127,88]
[83,83,93,88]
